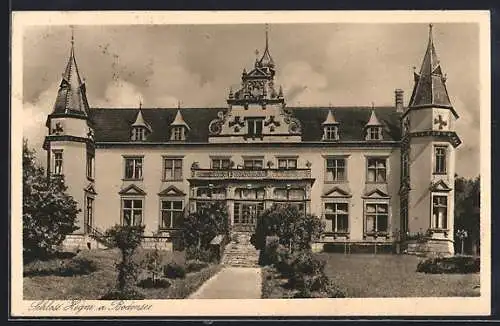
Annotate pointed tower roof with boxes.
[131,102,152,132]
[52,30,89,116]
[170,109,190,130]
[408,24,452,109]
[365,108,383,127]
[322,110,339,125]
[258,25,275,69]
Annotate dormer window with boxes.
[247,118,264,138]
[172,126,185,141]
[132,127,147,141]
[170,110,190,142]
[367,127,382,141]
[322,110,340,141]
[324,125,339,140]
[131,106,152,142]
[364,108,383,141]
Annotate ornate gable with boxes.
[119,184,146,196]
[322,186,352,198]
[363,188,390,199]
[429,180,452,192]
[158,185,186,197]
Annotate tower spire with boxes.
[258,24,275,69]
[408,24,452,108]
[51,26,89,117]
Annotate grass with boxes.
[23,248,221,300]
[316,253,480,298]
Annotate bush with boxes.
[252,204,324,254]
[185,260,209,273]
[186,246,213,263]
[100,288,146,300]
[258,236,280,266]
[137,277,171,289]
[164,262,186,279]
[417,255,480,274]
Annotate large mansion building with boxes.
[42,25,461,254]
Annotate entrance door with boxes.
[233,202,264,232]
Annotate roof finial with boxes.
[265,23,269,50]
[428,23,434,42]
[177,100,181,109]
[139,98,142,109]
[70,25,75,47]
[371,101,375,110]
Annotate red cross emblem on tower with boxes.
[434,114,448,130]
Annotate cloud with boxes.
[278,61,329,106]
[93,79,144,108]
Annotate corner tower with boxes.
[401,24,461,255]
[43,31,96,239]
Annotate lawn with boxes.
[316,253,480,297]
[23,248,222,300]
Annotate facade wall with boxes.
[49,140,88,234]
[93,144,401,241]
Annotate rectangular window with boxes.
[124,157,143,180]
[160,200,184,229]
[324,126,338,140]
[172,127,183,141]
[212,158,231,170]
[368,127,381,140]
[53,150,63,175]
[247,118,263,137]
[434,146,447,174]
[85,197,94,232]
[122,199,143,226]
[365,203,389,233]
[325,158,346,182]
[164,158,183,180]
[278,158,297,169]
[244,159,263,169]
[325,203,349,233]
[86,153,95,179]
[367,158,387,183]
[432,195,448,229]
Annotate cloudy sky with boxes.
[22,22,480,178]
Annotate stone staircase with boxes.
[221,232,260,267]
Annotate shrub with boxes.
[164,262,186,279]
[258,236,280,266]
[186,246,213,263]
[104,225,145,297]
[185,260,209,273]
[417,255,480,274]
[101,288,145,300]
[141,247,163,285]
[252,204,324,254]
[137,277,171,289]
[23,140,80,259]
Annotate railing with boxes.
[191,168,312,180]
[85,223,114,248]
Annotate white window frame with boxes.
[431,194,448,230]
[53,150,63,175]
[324,202,349,233]
[211,157,232,170]
[123,156,144,180]
[325,157,347,183]
[163,157,183,181]
[434,145,448,175]
[86,152,95,180]
[366,157,387,183]
[364,201,390,235]
[324,125,339,140]
[277,157,298,170]
[121,197,144,226]
[159,199,184,229]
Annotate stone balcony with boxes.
[190,168,312,181]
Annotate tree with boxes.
[181,201,229,261]
[102,224,145,299]
[252,204,324,253]
[454,176,480,255]
[23,139,80,259]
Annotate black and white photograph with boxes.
[11,11,491,317]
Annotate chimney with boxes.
[395,89,404,112]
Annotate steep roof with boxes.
[131,108,152,131]
[89,106,402,143]
[170,110,190,129]
[408,24,452,109]
[51,36,90,116]
[365,109,383,127]
[322,110,339,125]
